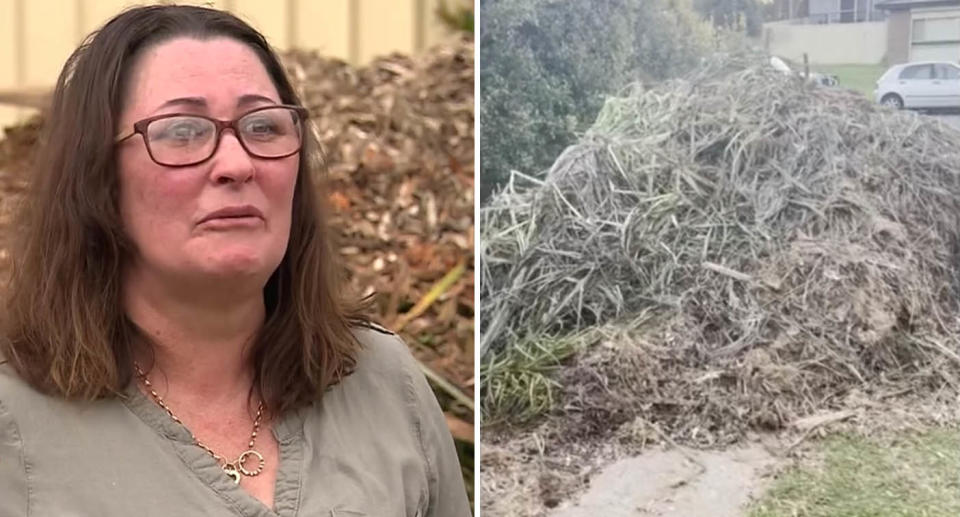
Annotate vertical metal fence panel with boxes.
[293,0,352,61]
[357,0,416,64]
[231,0,291,50]
[23,0,79,86]
[0,0,20,126]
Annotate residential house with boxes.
[877,0,960,63]
[764,0,889,64]
[766,0,886,23]
[808,0,886,23]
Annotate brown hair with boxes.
[0,5,369,413]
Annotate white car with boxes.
[874,61,960,110]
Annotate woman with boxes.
[0,5,470,516]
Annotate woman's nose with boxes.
[209,130,255,184]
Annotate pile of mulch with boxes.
[284,36,475,410]
[480,55,960,517]
[481,55,960,447]
[0,36,475,419]
[0,118,38,259]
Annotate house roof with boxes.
[875,0,960,10]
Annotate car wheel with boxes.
[881,94,904,109]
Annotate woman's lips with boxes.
[198,205,265,226]
[198,216,263,229]
[198,205,263,224]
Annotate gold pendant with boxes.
[237,449,266,477]
[223,464,241,484]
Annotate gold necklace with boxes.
[133,363,265,484]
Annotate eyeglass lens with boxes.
[145,107,302,165]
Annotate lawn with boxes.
[812,64,887,98]
[748,430,960,517]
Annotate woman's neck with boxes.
[123,269,266,404]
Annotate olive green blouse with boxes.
[0,326,471,516]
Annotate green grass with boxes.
[480,333,580,425]
[748,430,960,517]
[813,64,887,98]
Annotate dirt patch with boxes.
[481,422,780,517]
[552,444,776,517]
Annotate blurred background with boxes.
[0,0,470,128]
[0,0,475,508]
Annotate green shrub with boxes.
[479,0,715,201]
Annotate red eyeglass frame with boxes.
[114,104,309,167]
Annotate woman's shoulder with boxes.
[349,322,420,377]
[330,323,430,409]
[0,360,91,432]
[0,360,65,445]
[0,360,129,429]
[0,360,47,413]
[345,323,472,515]
[304,323,427,433]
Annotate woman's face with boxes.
[116,37,298,289]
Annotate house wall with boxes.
[0,0,459,131]
[887,10,912,64]
[809,0,838,18]
[805,0,881,22]
[763,20,887,64]
[908,6,960,61]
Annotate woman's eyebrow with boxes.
[237,94,278,107]
[151,94,276,114]
[146,93,277,113]
[155,96,207,111]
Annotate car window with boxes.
[900,64,934,80]
[879,66,901,82]
[937,64,960,79]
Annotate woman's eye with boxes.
[242,118,282,138]
[154,120,210,142]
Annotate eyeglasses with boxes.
[115,105,309,167]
